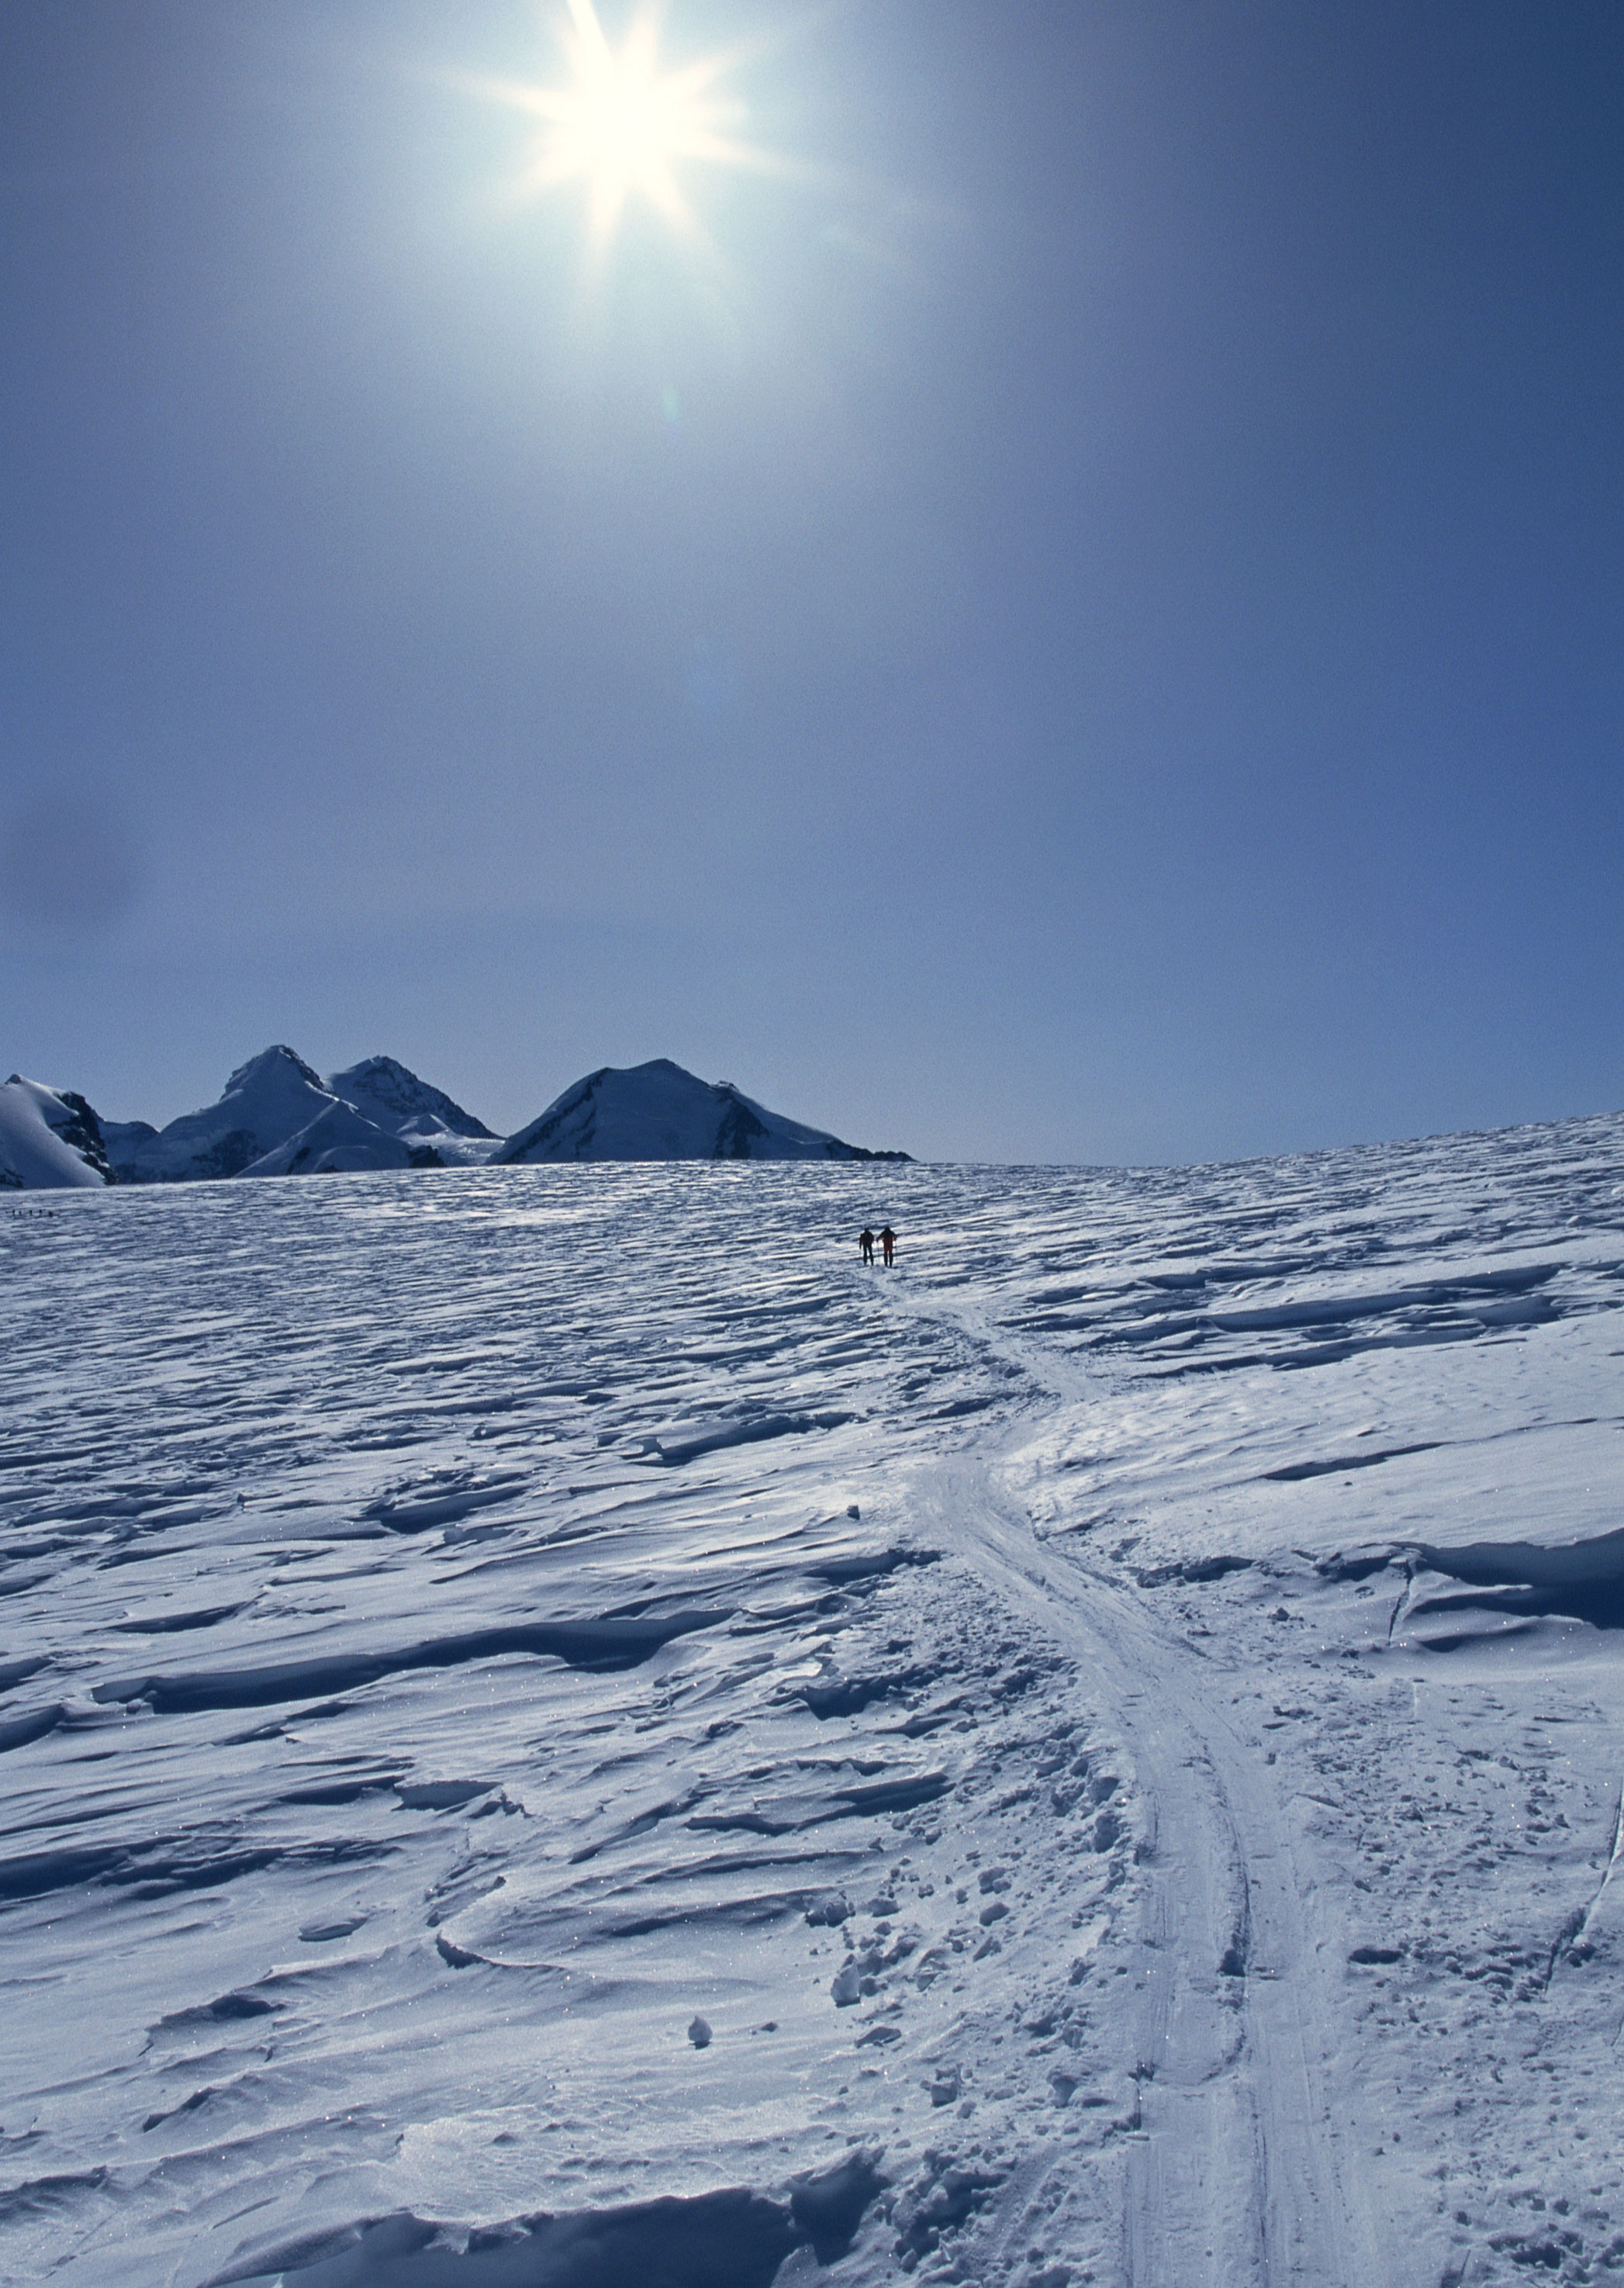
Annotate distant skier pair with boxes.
[859,1225,896,1267]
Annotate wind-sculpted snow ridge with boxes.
[4,1113,1624,2286]
[497,1057,909,1163]
[201,2150,889,2288]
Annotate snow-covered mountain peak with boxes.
[112,1045,341,1182]
[325,1055,494,1140]
[2,1045,896,1184]
[0,1075,112,1187]
[223,1044,327,1101]
[498,1057,908,1164]
[85,1045,503,1184]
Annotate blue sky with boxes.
[2,1,1619,1163]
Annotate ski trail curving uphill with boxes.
[889,1277,1385,2288]
[913,1443,1380,2287]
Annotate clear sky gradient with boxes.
[2,2,1620,1163]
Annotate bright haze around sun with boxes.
[470,0,776,251]
[2,1,1620,1161]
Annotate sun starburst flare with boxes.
[473,0,780,249]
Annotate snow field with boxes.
[3,1118,1623,2285]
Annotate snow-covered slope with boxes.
[325,1056,495,1142]
[5,1112,1624,2287]
[100,1116,158,1174]
[499,1057,908,1163]
[0,1073,111,1187]
[240,1099,418,1178]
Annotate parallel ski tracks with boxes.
[891,1283,1384,2288]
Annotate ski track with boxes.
[3,1120,1624,2286]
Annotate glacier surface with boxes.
[4,1113,1624,2286]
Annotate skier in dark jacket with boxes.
[859,1228,875,1264]
[879,1225,896,1267]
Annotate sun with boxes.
[479,1,772,248]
